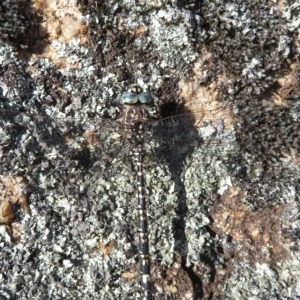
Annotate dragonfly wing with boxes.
[82,118,134,175]
[151,106,234,134]
[151,107,237,153]
[0,110,123,166]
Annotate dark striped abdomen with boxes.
[134,144,152,300]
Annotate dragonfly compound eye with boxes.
[138,92,151,104]
[121,86,151,105]
[121,92,139,104]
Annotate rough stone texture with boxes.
[0,0,299,299]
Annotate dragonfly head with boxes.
[120,84,152,105]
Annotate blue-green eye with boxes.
[120,92,138,104]
[120,85,151,105]
[138,92,151,103]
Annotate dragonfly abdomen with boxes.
[134,144,152,300]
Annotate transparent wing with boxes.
[153,106,232,133]
[82,117,130,173]
[151,106,239,153]
[0,109,124,173]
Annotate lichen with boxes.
[0,0,299,299]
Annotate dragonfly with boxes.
[0,80,296,300]
[0,82,242,299]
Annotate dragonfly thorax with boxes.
[122,105,152,147]
[123,106,152,125]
